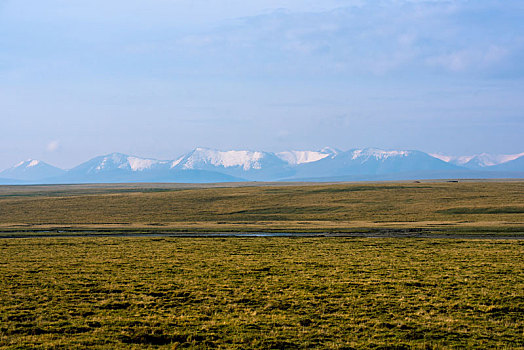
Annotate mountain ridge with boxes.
[1,148,523,184]
[431,152,524,169]
[0,159,66,181]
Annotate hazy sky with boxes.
[1,0,523,170]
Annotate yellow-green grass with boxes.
[0,237,522,349]
[0,182,522,234]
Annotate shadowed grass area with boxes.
[0,237,522,348]
[304,185,435,193]
[0,182,522,234]
[228,206,346,215]
[437,207,524,214]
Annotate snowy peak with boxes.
[320,147,340,156]
[93,153,128,171]
[489,154,524,172]
[431,152,524,168]
[350,148,411,161]
[0,159,65,181]
[276,150,331,165]
[430,154,471,164]
[169,148,295,180]
[13,159,41,169]
[74,153,169,173]
[469,153,524,167]
[127,156,163,171]
[176,148,272,171]
[289,147,458,180]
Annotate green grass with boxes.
[0,237,522,349]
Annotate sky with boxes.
[1,0,523,170]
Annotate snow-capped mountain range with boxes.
[431,152,524,169]
[0,159,65,181]
[1,148,523,184]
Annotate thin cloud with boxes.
[46,140,59,152]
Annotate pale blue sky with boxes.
[1,0,523,169]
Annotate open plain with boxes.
[0,181,523,348]
[0,181,523,236]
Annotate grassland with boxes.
[0,182,522,348]
[0,181,523,235]
[0,237,522,349]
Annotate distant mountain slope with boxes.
[0,177,27,185]
[68,153,169,174]
[58,152,243,183]
[432,152,524,169]
[55,169,242,184]
[290,148,460,179]
[288,169,524,182]
[0,159,65,181]
[2,148,522,185]
[487,155,524,172]
[171,148,294,180]
[276,147,338,165]
[170,147,461,181]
